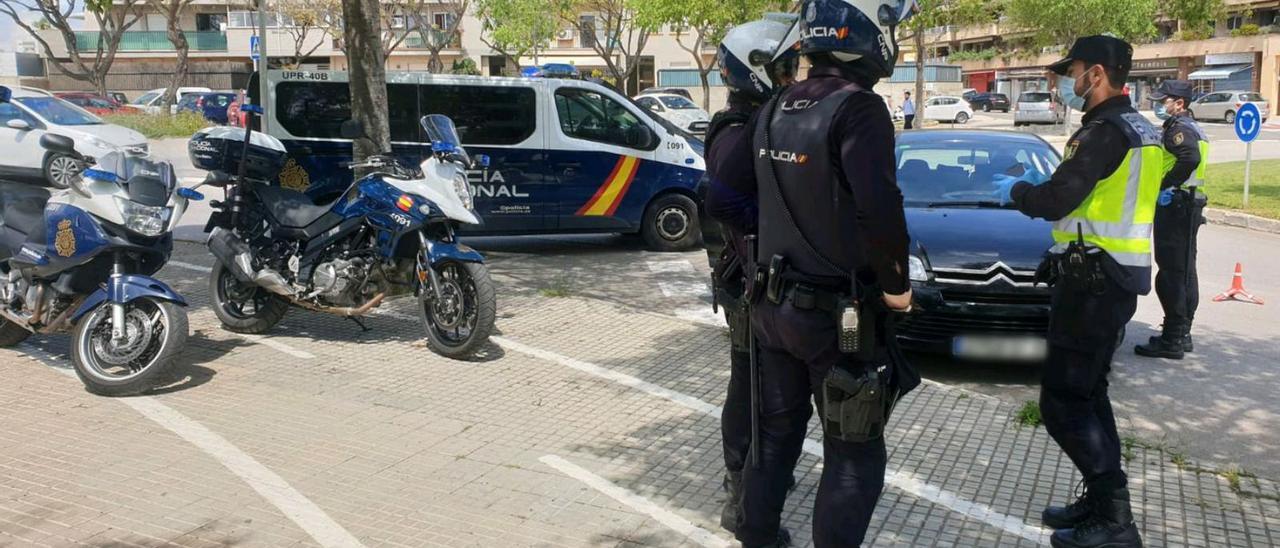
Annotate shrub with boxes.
[1231,24,1261,37]
[101,111,211,139]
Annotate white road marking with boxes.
[673,306,729,328]
[237,332,316,359]
[495,336,1051,545]
[169,261,213,273]
[371,308,417,322]
[646,260,696,274]
[658,281,710,299]
[539,455,730,548]
[19,345,365,548]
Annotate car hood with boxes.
[906,207,1053,271]
[60,123,147,148]
[664,110,710,124]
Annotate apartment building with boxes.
[920,0,1280,108]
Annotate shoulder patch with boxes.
[1064,140,1080,160]
[1119,112,1162,146]
[1173,132,1185,146]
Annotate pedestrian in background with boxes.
[902,91,916,129]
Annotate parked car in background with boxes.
[107,91,128,105]
[125,86,213,114]
[53,92,124,116]
[1014,91,1064,126]
[177,91,237,124]
[1189,91,1270,124]
[0,87,147,188]
[894,129,1062,361]
[967,92,1011,113]
[635,93,711,135]
[923,96,974,124]
[638,87,694,101]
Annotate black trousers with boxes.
[737,299,886,548]
[903,115,915,129]
[1153,190,1206,334]
[1040,274,1137,494]
[722,304,752,475]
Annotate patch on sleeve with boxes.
[1173,131,1185,146]
[1064,140,1080,160]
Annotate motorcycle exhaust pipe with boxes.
[253,269,295,297]
[207,227,255,283]
[0,307,34,333]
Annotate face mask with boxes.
[1155,102,1170,120]
[1058,70,1095,111]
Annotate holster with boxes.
[821,364,891,443]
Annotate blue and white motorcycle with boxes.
[195,114,496,358]
[0,87,198,395]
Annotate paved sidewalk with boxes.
[0,246,1277,547]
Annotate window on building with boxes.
[421,85,537,145]
[656,69,724,87]
[579,15,597,48]
[554,88,653,149]
[1227,14,1244,30]
[196,14,226,32]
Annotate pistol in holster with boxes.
[1059,224,1107,295]
[821,364,892,443]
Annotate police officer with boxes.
[697,15,799,541]
[709,0,920,545]
[994,36,1150,548]
[1135,79,1208,360]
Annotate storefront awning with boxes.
[1188,64,1251,81]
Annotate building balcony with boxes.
[75,31,228,52]
[400,31,462,50]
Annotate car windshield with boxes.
[132,92,159,105]
[15,96,102,125]
[896,139,1060,207]
[659,95,698,110]
[1020,92,1052,103]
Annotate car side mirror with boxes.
[6,119,30,131]
[340,119,364,140]
[39,133,76,155]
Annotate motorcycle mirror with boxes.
[0,86,9,103]
[340,119,364,140]
[39,133,77,156]
[472,154,490,169]
[177,187,205,201]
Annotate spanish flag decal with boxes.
[576,156,641,216]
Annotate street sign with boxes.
[250,35,260,61]
[1236,102,1262,207]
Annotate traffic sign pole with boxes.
[1244,141,1252,208]
[1234,102,1262,209]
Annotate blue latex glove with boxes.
[991,174,1020,205]
[1023,164,1051,185]
[1158,188,1175,206]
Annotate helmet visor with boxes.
[880,0,919,26]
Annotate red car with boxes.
[54,92,124,115]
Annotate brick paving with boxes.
[0,242,1275,547]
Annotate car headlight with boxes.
[114,197,171,237]
[453,173,474,211]
[908,255,929,282]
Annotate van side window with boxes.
[420,85,536,145]
[277,81,420,142]
[555,88,654,150]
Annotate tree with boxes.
[633,0,777,110]
[148,0,195,110]
[451,57,480,75]
[0,0,144,95]
[900,0,992,115]
[380,0,430,61]
[409,0,470,72]
[342,0,391,167]
[1004,0,1159,50]
[1161,0,1225,39]
[474,0,555,74]
[555,0,653,95]
[274,0,338,68]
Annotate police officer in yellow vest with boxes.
[1135,79,1209,360]
[992,36,1150,548]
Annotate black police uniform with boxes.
[1147,105,1207,353]
[713,61,916,548]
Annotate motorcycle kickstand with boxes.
[347,315,371,332]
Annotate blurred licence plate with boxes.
[952,336,1047,361]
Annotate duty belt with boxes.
[778,280,845,312]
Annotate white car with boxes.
[635,93,710,135]
[126,86,213,115]
[0,87,148,188]
[923,96,974,124]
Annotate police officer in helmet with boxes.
[713,0,921,545]
[1135,79,1208,360]
[993,35,1150,548]
[697,14,799,541]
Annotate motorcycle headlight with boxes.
[114,197,171,237]
[908,255,929,282]
[453,173,474,211]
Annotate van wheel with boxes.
[641,194,700,252]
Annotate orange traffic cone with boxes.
[1213,263,1265,305]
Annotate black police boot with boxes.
[720,471,742,532]
[1050,489,1143,548]
[1042,485,1096,530]
[1135,334,1185,360]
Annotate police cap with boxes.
[1149,79,1194,101]
[1048,35,1133,75]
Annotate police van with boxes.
[256,70,707,251]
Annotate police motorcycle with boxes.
[0,86,196,396]
[195,112,496,358]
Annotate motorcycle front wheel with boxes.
[419,261,496,359]
[71,298,188,396]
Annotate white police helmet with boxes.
[799,0,919,79]
[719,14,802,103]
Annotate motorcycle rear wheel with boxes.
[210,261,288,334]
[71,298,187,397]
[419,261,496,359]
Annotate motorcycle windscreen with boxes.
[420,114,470,166]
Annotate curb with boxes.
[1204,208,1280,234]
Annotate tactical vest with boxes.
[1050,108,1164,294]
[753,86,864,283]
[1162,115,1209,189]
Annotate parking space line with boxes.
[237,332,316,359]
[646,260,696,274]
[658,281,709,299]
[538,455,731,548]
[169,261,213,274]
[19,346,366,548]
[672,307,728,328]
[495,336,1051,545]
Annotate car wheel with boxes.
[982,104,991,112]
[641,193,701,252]
[43,153,81,190]
[955,112,969,124]
[1224,110,1235,124]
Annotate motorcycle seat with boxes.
[254,184,336,229]
[0,182,52,258]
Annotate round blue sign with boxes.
[1235,102,1262,143]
